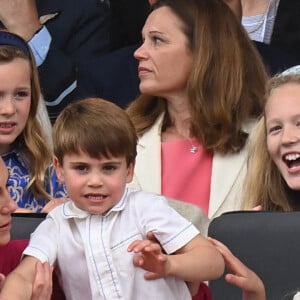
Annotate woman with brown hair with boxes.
[127,0,268,223]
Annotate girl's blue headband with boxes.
[0,31,30,56]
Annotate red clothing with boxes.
[193,283,213,300]
[0,239,28,276]
[0,240,65,300]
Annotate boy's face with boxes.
[54,151,134,215]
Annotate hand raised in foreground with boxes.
[209,238,266,300]
[31,261,53,300]
[0,261,53,300]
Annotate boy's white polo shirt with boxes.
[24,188,199,300]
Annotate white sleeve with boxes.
[133,191,200,254]
[23,215,58,265]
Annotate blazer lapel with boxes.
[130,114,164,194]
[208,148,247,218]
[208,120,256,218]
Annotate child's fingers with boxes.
[252,205,262,211]
[132,254,144,267]
[225,273,248,289]
[143,271,163,280]
[127,239,150,252]
[128,239,162,255]
[209,238,248,276]
[146,231,158,242]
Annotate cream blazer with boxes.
[128,114,255,225]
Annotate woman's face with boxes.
[0,58,31,154]
[0,157,17,245]
[134,6,193,98]
[266,83,300,190]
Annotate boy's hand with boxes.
[128,237,169,279]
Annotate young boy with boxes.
[0,98,224,300]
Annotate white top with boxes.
[24,188,199,300]
[242,0,279,43]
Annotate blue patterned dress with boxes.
[2,149,67,212]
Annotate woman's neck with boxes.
[163,97,191,140]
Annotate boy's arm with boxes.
[129,234,224,283]
[0,256,41,300]
[168,234,225,282]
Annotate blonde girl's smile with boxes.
[266,82,300,190]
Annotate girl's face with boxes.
[266,83,300,190]
[0,58,31,154]
[134,6,193,98]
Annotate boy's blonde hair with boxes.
[53,98,137,165]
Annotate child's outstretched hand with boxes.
[127,232,169,280]
[209,238,266,300]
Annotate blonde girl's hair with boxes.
[127,0,268,154]
[243,73,300,211]
[0,37,53,202]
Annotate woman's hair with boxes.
[243,73,300,211]
[127,0,268,154]
[0,33,53,202]
[53,98,137,166]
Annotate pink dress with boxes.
[161,139,213,215]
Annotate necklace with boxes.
[188,138,198,154]
[190,146,198,154]
[163,125,198,153]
